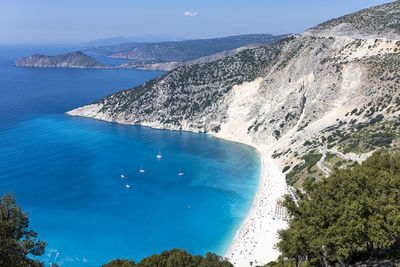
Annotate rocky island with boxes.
[14,51,110,68]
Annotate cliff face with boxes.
[68,1,400,187]
[14,51,110,68]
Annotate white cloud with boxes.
[184,11,198,17]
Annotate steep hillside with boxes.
[14,51,110,68]
[117,44,262,71]
[84,34,286,63]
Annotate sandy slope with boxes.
[212,79,288,267]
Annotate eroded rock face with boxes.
[14,51,110,68]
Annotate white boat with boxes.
[121,174,126,178]
[178,169,184,176]
[125,177,131,188]
[139,165,145,173]
[156,151,163,159]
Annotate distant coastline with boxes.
[14,34,287,71]
[13,45,264,71]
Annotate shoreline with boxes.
[66,111,288,266]
[210,133,288,267]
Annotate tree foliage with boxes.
[102,249,233,267]
[276,152,400,266]
[0,193,47,267]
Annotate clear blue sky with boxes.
[0,0,394,44]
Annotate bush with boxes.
[282,166,290,173]
[370,131,394,147]
[351,108,358,115]
[369,114,384,124]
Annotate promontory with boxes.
[14,51,110,68]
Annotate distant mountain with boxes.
[117,44,263,71]
[14,51,110,68]
[84,34,287,61]
[82,35,185,47]
[83,37,140,47]
[84,34,287,70]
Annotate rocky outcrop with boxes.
[14,51,110,68]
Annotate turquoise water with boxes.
[0,45,260,266]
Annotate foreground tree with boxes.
[276,152,400,266]
[102,249,233,267]
[0,193,47,266]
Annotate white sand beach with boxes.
[223,145,288,267]
[212,129,288,266]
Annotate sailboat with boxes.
[156,150,163,159]
[178,168,184,176]
[139,165,145,173]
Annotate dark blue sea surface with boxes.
[0,45,260,266]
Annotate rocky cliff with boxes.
[68,1,400,188]
[14,51,110,68]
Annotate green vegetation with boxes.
[102,250,232,267]
[282,166,290,173]
[275,152,400,266]
[333,117,400,154]
[0,193,47,267]
[323,153,356,172]
[285,151,323,186]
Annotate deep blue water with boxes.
[0,45,260,266]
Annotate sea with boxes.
[0,45,260,266]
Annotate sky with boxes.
[0,0,394,44]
